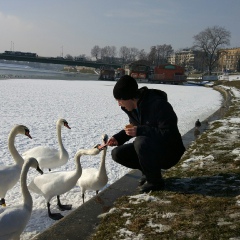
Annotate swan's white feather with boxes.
[0,165,22,193]
[29,170,77,201]
[28,147,101,203]
[23,146,60,168]
[0,125,31,205]
[22,118,70,170]
[79,168,108,191]
[78,134,108,199]
[0,158,40,240]
[0,206,31,239]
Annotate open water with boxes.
[0,60,98,80]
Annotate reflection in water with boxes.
[194,128,201,139]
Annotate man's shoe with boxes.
[138,175,147,186]
[138,180,165,193]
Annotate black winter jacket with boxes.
[113,87,185,168]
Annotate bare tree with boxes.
[138,49,148,61]
[147,44,173,65]
[148,46,157,64]
[65,54,73,60]
[100,47,108,60]
[109,46,117,59]
[91,45,101,60]
[100,46,117,63]
[119,46,130,63]
[128,47,139,62]
[156,44,173,65]
[193,25,231,75]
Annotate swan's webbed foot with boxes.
[47,202,64,220]
[49,212,64,220]
[0,198,6,207]
[57,204,72,211]
[57,195,72,211]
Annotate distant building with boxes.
[123,60,152,78]
[168,49,205,72]
[168,54,175,65]
[218,48,240,72]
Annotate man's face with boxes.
[116,99,136,111]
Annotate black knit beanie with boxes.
[113,75,138,100]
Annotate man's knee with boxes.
[111,147,120,163]
[134,136,152,153]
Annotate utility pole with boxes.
[61,46,63,58]
[10,41,15,51]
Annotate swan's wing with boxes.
[0,206,29,238]
[28,171,75,196]
[78,168,108,191]
[78,169,97,186]
[28,173,60,194]
[23,146,59,159]
[0,165,21,194]
[0,165,19,180]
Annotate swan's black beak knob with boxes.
[103,134,108,143]
[37,166,44,175]
[97,144,107,151]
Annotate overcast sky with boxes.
[0,0,239,58]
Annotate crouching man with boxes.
[107,75,185,193]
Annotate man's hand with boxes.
[124,125,137,137]
[107,137,118,146]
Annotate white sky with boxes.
[0,0,239,57]
[0,78,222,239]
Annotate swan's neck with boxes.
[98,149,107,176]
[75,155,82,178]
[8,128,24,166]
[75,148,100,177]
[21,163,33,211]
[57,124,65,152]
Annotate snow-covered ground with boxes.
[218,74,240,81]
[0,79,222,239]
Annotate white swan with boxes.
[78,134,108,203]
[0,157,43,240]
[22,118,71,171]
[28,146,102,220]
[0,125,32,207]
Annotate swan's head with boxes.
[13,125,32,139]
[25,157,43,174]
[57,118,71,129]
[24,127,32,139]
[102,134,108,144]
[95,134,109,150]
